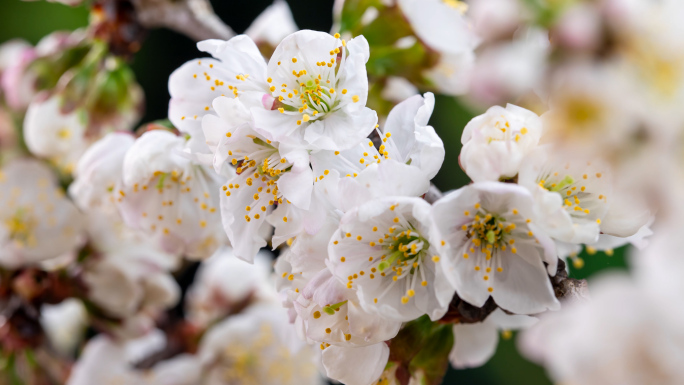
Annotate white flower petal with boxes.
[450,321,498,369]
[244,0,298,46]
[322,343,389,385]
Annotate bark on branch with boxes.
[131,0,235,41]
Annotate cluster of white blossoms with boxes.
[4,0,684,384]
[143,21,654,382]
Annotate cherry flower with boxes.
[275,247,398,385]
[273,213,403,343]
[168,34,271,165]
[329,196,454,322]
[197,303,323,385]
[185,246,274,328]
[117,129,226,259]
[541,63,638,162]
[398,0,475,56]
[245,0,298,48]
[460,104,543,182]
[0,159,84,268]
[67,332,173,385]
[376,92,444,179]
[280,256,402,346]
[397,0,479,96]
[517,146,612,245]
[203,96,315,261]
[431,182,560,315]
[251,30,378,151]
[81,212,180,339]
[67,335,152,385]
[467,0,524,42]
[321,343,390,385]
[305,92,441,211]
[69,132,134,212]
[23,95,88,174]
[449,308,537,369]
[520,273,684,385]
[518,146,652,258]
[468,29,549,107]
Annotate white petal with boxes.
[492,248,560,314]
[322,343,389,385]
[487,308,539,330]
[244,0,298,46]
[398,0,479,54]
[450,322,498,369]
[304,107,377,151]
[122,130,188,187]
[220,174,272,263]
[277,149,314,209]
[69,132,134,210]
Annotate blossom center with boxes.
[536,169,606,220]
[5,208,38,247]
[463,211,516,254]
[226,137,294,223]
[270,34,356,126]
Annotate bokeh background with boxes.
[0,1,629,384]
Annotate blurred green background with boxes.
[0,1,629,384]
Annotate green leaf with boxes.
[409,324,454,385]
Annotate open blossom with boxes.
[275,246,400,385]
[252,30,377,151]
[117,129,226,259]
[520,273,684,385]
[450,308,537,369]
[197,303,323,385]
[541,63,638,160]
[69,132,134,211]
[0,159,84,268]
[168,34,271,165]
[67,331,174,385]
[397,0,478,96]
[518,146,652,257]
[517,146,612,245]
[329,196,454,322]
[82,212,180,338]
[321,343,391,385]
[398,0,474,55]
[186,246,274,328]
[460,104,543,182]
[431,182,560,315]
[276,248,401,346]
[23,95,88,173]
[606,0,684,134]
[203,96,315,261]
[245,0,298,48]
[467,0,524,42]
[376,92,444,179]
[67,335,153,385]
[468,29,548,107]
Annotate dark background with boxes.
[0,1,631,384]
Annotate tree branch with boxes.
[131,0,235,42]
[550,259,590,304]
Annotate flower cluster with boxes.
[1,0,683,384]
[160,24,651,383]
